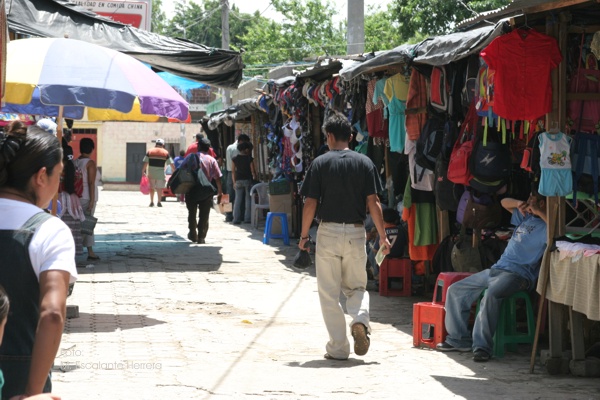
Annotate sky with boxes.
[163,0,394,22]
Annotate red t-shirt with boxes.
[185,142,217,159]
[481,29,562,121]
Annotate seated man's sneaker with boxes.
[436,341,471,352]
[473,350,490,362]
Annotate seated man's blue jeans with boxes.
[444,268,529,355]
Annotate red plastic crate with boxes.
[413,302,447,349]
[433,272,474,304]
[379,258,412,297]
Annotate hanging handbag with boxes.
[447,102,478,185]
[461,192,502,230]
[81,214,98,236]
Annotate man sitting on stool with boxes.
[436,186,547,362]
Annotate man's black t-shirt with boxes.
[300,150,382,223]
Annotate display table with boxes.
[537,252,600,376]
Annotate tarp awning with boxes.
[6,0,244,89]
[411,22,507,66]
[339,44,415,81]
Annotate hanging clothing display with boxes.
[402,180,438,261]
[366,78,388,138]
[480,28,562,120]
[383,74,408,153]
[405,69,428,141]
[538,131,573,197]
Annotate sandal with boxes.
[87,255,100,261]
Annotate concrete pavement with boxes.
[52,190,600,399]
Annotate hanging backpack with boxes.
[430,66,450,114]
[447,102,478,186]
[415,114,446,172]
[461,55,480,113]
[434,156,464,212]
[434,120,463,211]
[469,126,512,192]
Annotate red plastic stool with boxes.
[433,272,474,304]
[413,302,447,349]
[379,258,412,297]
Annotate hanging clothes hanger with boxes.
[548,120,560,134]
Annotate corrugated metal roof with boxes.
[456,0,592,30]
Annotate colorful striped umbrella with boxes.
[2,37,189,121]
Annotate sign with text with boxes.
[75,0,152,31]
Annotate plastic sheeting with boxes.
[340,21,508,81]
[6,0,244,89]
[339,45,415,81]
[412,22,507,66]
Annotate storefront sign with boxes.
[74,0,152,31]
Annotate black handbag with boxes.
[195,154,217,201]
[168,167,196,195]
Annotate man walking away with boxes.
[299,110,390,360]
[142,139,174,207]
[185,138,223,244]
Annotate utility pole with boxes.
[221,0,231,110]
[347,0,365,55]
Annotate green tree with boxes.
[364,4,402,52]
[150,0,168,34]
[166,0,255,50]
[389,0,511,43]
[240,0,345,75]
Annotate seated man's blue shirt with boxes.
[492,211,547,286]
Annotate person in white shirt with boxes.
[0,126,77,398]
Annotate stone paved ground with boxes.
[52,190,600,400]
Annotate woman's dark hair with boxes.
[62,145,76,194]
[80,138,95,154]
[322,110,351,142]
[198,138,211,152]
[0,126,62,198]
[237,141,253,152]
[0,284,9,322]
[6,121,28,136]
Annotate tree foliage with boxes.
[389,0,511,43]
[150,0,167,34]
[166,0,254,50]
[364,4,402,53]
[240,0,345,73]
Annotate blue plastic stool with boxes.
[263,212,290,245]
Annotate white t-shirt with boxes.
[0,199,78,283]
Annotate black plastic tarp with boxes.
[339,44,416,81]
[6,0,244,89]
[411,22,506,66]
[340,22,508,80]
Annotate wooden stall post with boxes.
[530,199,559,373]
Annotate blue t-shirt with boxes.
[492,211,547,286]
[173,156,185,170]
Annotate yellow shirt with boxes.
[384,73,410,102]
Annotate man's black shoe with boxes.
[473,350,490,362]
[436,341,471,352]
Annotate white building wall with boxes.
[76,121,197,184]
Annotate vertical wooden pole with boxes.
[51,106,64,216]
